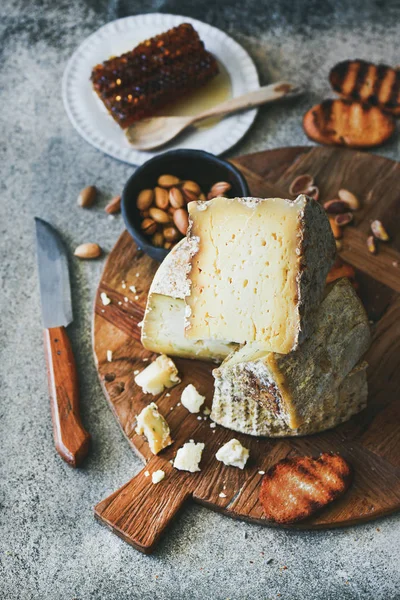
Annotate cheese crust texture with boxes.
[141,239,237,361]
[211,278,371,436]
[185,196,336,354]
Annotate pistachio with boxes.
[105,195,121,214]
[323,199,349,214]
[329,216,342,239]
[149,207,171,224]
[305,185,319,201]
[136,189,154,210]
[77,185,97,208]
[371,220,389,241]
[154,186,169,210]
[367,235,377,254]
[208,181,231,199]
[182,180,201,195]
[289,174,314,196]
[169,187,185,208]
[151,231,165,247]
[157,174,180,188]
[173,208,189,235]
[141,217,157,235]
[74,242,102,259]
[338,189,360,210]
[334,212,354,226]
[167,206,176,216]
[164,226,180,242]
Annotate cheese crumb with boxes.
[173,441,205,472]
[129,285,137,293]
[216,439,249,469]
[203,407,211,416]
[137,321,143,328]
[106,350,112,362]
[134,369,140,375]
[219,492,227,498]
[151,470,165,484]
[258,470,265,475]
[124,297,128,302]
[135,295,139,300]
[144,471,150,477]
[181,384,205,414]
[210,422,216,429]
[134,354,180,395]
[100,292,111,306]
[135,403,173,454]
[121,281,126,289]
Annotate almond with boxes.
[323,199,349,214]
[338,189,360,210]
[289,174,314,196]
[105,195,121,214]
[208,181,231,199]
[164,226,180,242]
[77,185,97,208]
[157,174,180,188]
[154,187,169,210]
[182,180,201,195]
[74,242,102,259]
[149,207,171,224]
[173,208,189,235]
[371,220,389,241]
[141,218,157,235]
[151,232,165,247]
[136,189,154,210]
[169,187,185,208]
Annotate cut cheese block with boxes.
[185,195,336,354]
[211,278,371,436]
[141,239,237,361]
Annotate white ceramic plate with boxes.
[62,14,260,165]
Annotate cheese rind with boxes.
[215,439,249,469]
[211,278,371,435]
[141,239,237,361]
[135,403,173,454]
[185,196,336,354]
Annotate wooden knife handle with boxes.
[43,326,90,467]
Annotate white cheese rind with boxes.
[215,439,249,469]
[211,278,371,434]
[185,196,336,354]
[173,441,205,472]
[134,354,180,395]
[181,384,205,413]
[135,403,173,454]
[141,239,237,362]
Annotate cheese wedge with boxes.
[141,239,237,361]
[211,278,371,435]
[185,196,336,354]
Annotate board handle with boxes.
[94,457,192,553]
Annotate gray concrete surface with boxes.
[1,1,400,598]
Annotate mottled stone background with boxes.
[1,0,399,598]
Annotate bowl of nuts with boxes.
[121,149,249,261]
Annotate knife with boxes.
[35,217,90,467]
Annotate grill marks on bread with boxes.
[259,453,353,524]
[329,59,400,115]
[303,99,395,148]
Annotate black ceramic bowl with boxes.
[121,149,249,261]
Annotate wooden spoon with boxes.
[125,82,301,150]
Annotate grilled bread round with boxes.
[259,453,352,524]
[303,99,395,148]
[329,59,400,116]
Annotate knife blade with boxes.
[35,218,90,467]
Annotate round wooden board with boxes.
[93,146,400,553]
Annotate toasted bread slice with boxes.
[259,453,352,524]
[329,59,400,116]
[303,99,395,148]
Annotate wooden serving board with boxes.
[93,146,400,553]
